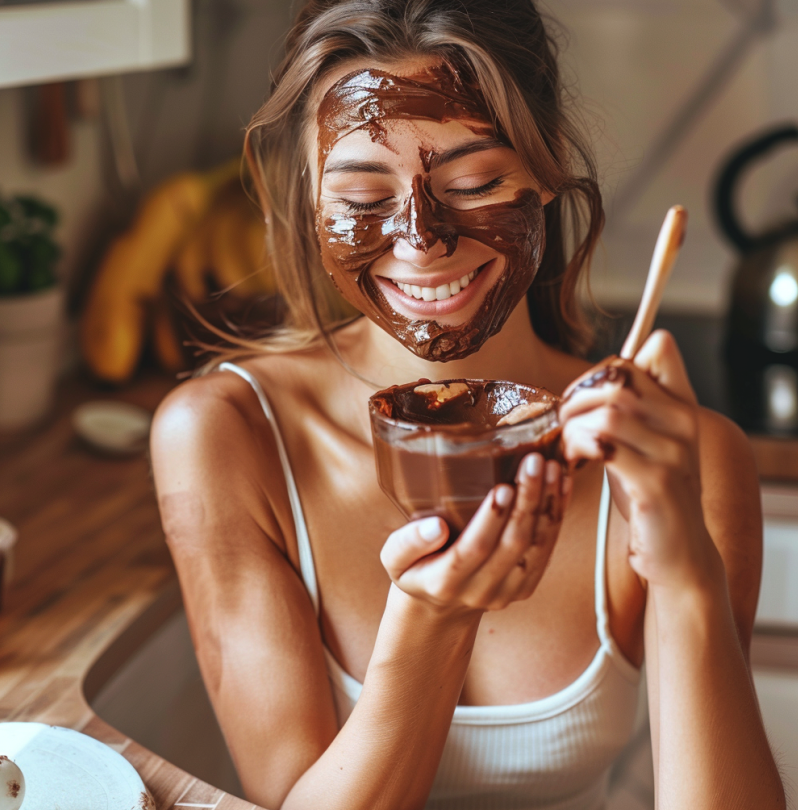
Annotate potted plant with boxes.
[0,193,63,430]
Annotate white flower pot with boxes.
[0,286,65,430]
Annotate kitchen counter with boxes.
[0,365,796,809]
[0,371,259,809]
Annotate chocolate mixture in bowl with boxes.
[369,379,560,538]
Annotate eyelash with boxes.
[341,176,505,214]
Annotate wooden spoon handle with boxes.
[620,205,688,361]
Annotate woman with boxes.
[150,1,785,808]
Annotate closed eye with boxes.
[342,196,394,214]
[447,176,505,198]
[339,175,505,213]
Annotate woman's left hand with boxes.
[559,330,723,593]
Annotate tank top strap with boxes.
[594,469,612,648]
[218,362,320,616]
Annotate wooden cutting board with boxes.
[0,723,154,810]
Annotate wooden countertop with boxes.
[1,370,797,809]
[0,371,259,809]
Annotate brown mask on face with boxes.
[315,63,546,362]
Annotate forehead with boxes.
[313,57,494,165]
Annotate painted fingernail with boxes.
[522,453,543,480]
[545,461,559,484]
[493,485,514,510]
[418,517,443,541]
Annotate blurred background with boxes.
[0,2,797,808]
[0,0,796,432]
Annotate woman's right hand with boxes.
[380,454,569,615]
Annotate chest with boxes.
[282,417,644,705]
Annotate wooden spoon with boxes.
[620,205,688,360]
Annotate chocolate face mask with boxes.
[315,64,546,362]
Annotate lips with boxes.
[375,258,498,318]
[393,268,479,302]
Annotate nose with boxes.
[392,175,457,266]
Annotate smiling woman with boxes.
[149,2,785,810]
[236,1,603,363]
[314,64,548,361]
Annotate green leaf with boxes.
[0,241,22,294]
[14,195,58,229]
[23,235,59,291]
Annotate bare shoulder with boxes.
[151,367,271,489]
[696,407,763,646]
[151,348,328,457]
[150,364,289,554]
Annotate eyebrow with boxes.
[427,138,508,170]
[323,137,508,176]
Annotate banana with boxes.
[152,297,186,373]
[81,162,238,383]
[173,220,211,303]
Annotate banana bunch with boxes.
[81,161,275,383]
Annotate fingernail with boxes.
[418,517,442,541]
[562,476,572,498]
[545,461,559,484]
[493,485,514,510]
[523,454,543,479]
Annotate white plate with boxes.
[0,723,154,810]
[72,401,152,455]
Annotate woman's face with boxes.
[312,58,549,362]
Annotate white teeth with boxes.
[435,284,451,301]
[394,265,482,302]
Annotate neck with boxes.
[340,301,562,392]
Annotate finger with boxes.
[562,418,613,465]
[478,460,563,609]
[559,372,695,442]
[420,484,515,589]
[380,516,450,579]
[563,407,692,467]
[537,459,566,527]
[633,330,697,405]
[562,355,632,401]
[466,454,546,590]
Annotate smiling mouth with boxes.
[390,263,485,302]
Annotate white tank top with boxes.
[220,362,642,810]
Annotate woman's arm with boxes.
[151,374,567,810]
[559,332,785,810]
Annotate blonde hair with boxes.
[204,0,603,368]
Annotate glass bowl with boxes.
[369,379,561,539]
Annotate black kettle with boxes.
[716,124,798,434]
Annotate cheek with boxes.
[316,211,391,289]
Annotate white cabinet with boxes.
[759,485,798,628]
[0,0,190,89]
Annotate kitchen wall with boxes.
[0,0,795,320]
[551,0,798,312]
[0,0,294,303]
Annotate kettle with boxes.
[716,124,798,434]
